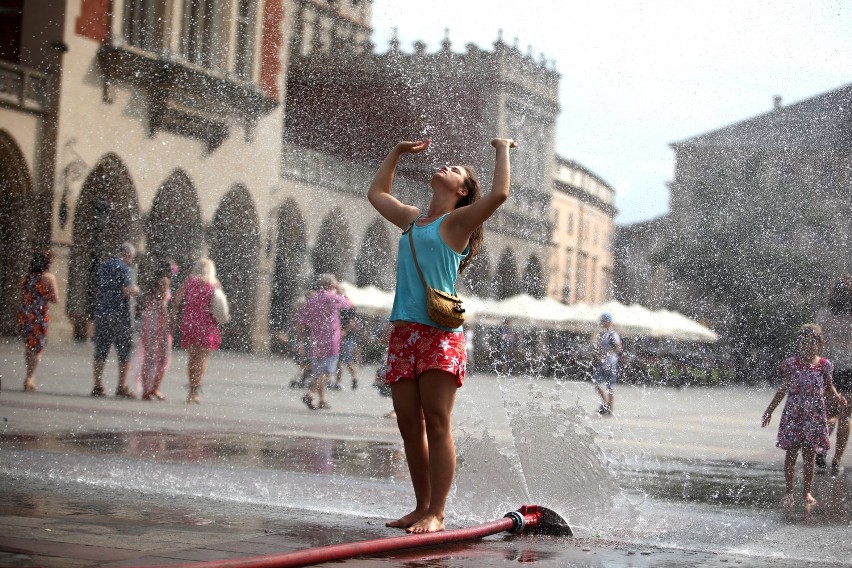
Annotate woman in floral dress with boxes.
[762,324,847,507]
[19,251,59,391]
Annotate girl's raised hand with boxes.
[396,140,431,154]
[491,138,518,149]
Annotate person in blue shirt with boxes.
[91,243,140,398]
[592,312,623,415]
[368,137,516,534]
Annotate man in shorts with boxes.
[92,243,140,398]
[592,312,622,415]
[295,274,352,410]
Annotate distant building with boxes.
[0,0,615,348]
[548,157,616,305]
[612,216,669,308]
[615,83,852,332]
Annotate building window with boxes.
[234,0,256,80]
[123,0,165,52]
[182,0,215,69]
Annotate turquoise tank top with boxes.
[389,214,469,331]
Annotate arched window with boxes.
[211,184,259,351]
[0,130,36,335]
[522,255,546,299]
[269,199,307,333]
[355,218,393,290]
[495,248,520,299]
[311,206,353,282]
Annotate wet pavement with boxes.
[0,339,850,567]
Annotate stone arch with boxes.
[211,184,259,351]
[67,153,140,338]
[522,255,546,299]
[355,218,393,290]
[311,206,353,282]
[495,247,520,299]
[269,198,307,334]
[144,169,204,282]
[0,130,37,335]
[461,246,492,298]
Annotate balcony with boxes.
[0,61,51,114]
[97,44,278,152]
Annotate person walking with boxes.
[295,274,353,410]
[92,243,140,398]
[173,257,222,404]
[19,251,59,392]
[368,137,517,534]
[817,276,852,476]
[333,308,360,390]
[137,260,175,401]
[592,312,622,415]
[762,324,847,507]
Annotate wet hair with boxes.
[143,259,174,295]
[192,257,217,284]
[828,276,852,315]
[797,324,825,347]
[29,251,52,274]
[316,273,338,290]
[455,165,482,274]
[118,242,136,258]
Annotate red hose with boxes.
[135,505,561,568]
[152,517,516,568]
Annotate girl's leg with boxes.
[408,370,458,534]
[783,449,798,506]
[832,405,850,471]
[23,348,40,390]
[386,378,429,529]
[802,447,817,505]
[187,347,208,403]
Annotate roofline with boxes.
[669,81,852,149]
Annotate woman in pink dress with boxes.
[137,260,174,400]
[173,257,222,404]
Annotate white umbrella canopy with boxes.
[475,293,578,328]
[599,300,659,337]
[340,281,395,317]
[654,309,719,343]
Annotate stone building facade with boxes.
[547,156,616,305]
[1,0,612,351]
[615,84,852,340]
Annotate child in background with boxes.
[762,324,847,507]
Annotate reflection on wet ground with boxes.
[2,430,849,524]
[0,431,407,479]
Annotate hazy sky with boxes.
[370,1,852,225]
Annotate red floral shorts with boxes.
[385,322,467,387]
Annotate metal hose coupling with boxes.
[504,510,526,534]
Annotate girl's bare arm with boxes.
[367,141,428,230]
[762,370,790,427]
[444,138,516,245]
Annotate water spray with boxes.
[152,505,571,568]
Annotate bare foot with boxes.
[804,492,817,506]
[386,510,425,529]
[783,493,795,508]
[23,381,37,392]
[406,513,445,534]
